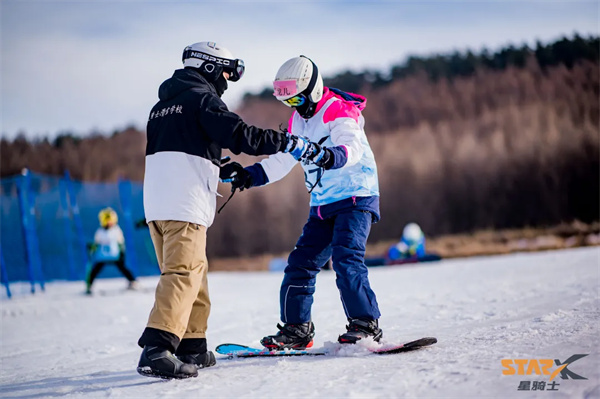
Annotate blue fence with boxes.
[0,170,159,296]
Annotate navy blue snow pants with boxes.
[280,209,381,324]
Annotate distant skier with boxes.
[137,42,321,379]
[387,223,426,260]
[220,56,382,349]
[85,207,137,295]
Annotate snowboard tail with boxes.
[372,337,437,354]
[216,337,437,358]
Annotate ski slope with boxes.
[1,247,599,398]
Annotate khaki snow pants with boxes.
[146,220,210,339]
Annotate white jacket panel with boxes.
[143,151,220,227]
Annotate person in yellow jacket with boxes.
[85,207,137,295]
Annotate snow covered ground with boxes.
[1,247,599,398]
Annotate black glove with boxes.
[219,161,253,191]
[307,143,333,169]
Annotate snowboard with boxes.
[216,337,437,358]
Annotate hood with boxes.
[314,87,367,115]
[158,68,215,101]
[327,87,367,111]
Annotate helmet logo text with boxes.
[189,51,231,66]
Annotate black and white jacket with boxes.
[144,68,288,227]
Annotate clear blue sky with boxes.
[1,1,598,140]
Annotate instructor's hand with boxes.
[285,135,319,162]
[219,161,253,191]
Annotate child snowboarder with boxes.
[85,207,137,295]
[220,55,382,349]
[387,223,426,260]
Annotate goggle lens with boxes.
[227,59,244,82]
[234,60,244,81]
[283,95,306,107]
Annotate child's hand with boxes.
[305,143,331,168]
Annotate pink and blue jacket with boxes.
[246,87,380,220]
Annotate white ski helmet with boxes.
[273,56,323,105]
[182,41,245,82]
[402,223,424,244]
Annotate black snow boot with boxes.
[137,346,199,380]
[177,351,216,369]
[175,337,216,369]
[338,319,383,344]
[260,322,315,350]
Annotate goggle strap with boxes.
[183,49,244,80]
[300,55,319,102]
[182,49,233,66]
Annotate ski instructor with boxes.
[137,41,321,379]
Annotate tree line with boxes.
[246,34,599,99]
[1,34,598,258]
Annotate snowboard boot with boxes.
[177,351,217,369]
[137,346,198,380]
[260,322,315,350]
[338,319,383,344]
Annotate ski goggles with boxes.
[283,94,306,107]
[224,59,245,82]
[273,80,306,107]
[182,49,245,81]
